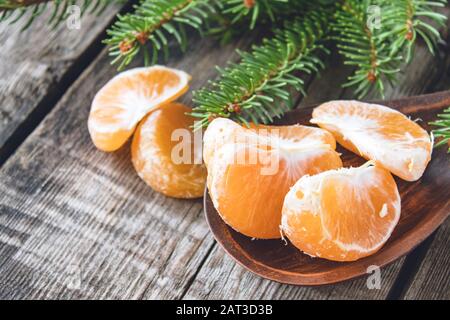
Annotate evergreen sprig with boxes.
[191,6,330,128]
[333,0,447,98]
[430,107,450,152]
[0,0,123,30]
[104,0,221,70]
[380,0,447,62]
[104,0,312,69]
[1,0,448,119]
[333,0,401,98]
[222,0,288,29]
[222,0,335,29]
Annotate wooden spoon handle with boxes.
[281,90,450,126]
[380,90,450,112]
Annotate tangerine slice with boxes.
[203,118,337,166]
[281,163,401,262]
[311,100,432,181]
[88,66,190,152]
[131,102,206,198]
[204,118,343,239]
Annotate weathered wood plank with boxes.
[182,249,406,299]
[0,31,263,299]
[182,68,398,299]
[401,52,450,301]
[0,2,125,162]
[183,16,450,299]
[0,7,449,300]
[402,219,450,300]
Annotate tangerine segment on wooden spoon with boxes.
[202,118,337,166]
[311,101,432,181]
[204,91,450,285]
[281,163,401,262]
[132,102,206,199]
[204,118,343,240]
[88,66,191,152]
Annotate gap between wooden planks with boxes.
[400,50,450,301]
[181,14,450,299]
[0,30,265,299]
[0,1,132,166]
[0,9,449,300]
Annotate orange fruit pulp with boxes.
[204,118,343,239]
[282,162,401,262]
[311,100,432,181]
[88,66,190,152]
[131,102,206,198]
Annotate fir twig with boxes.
[1,0,447,103]
[430,107,450,152]
[222,0,288,29]
[333,0,447,98]
[222,0,335,29]
[0,0,50,10]
[333,0,402,98]
[380,0,447,62]
[104,0,221,70]
[192,5,331,128]
[0,0,123,30]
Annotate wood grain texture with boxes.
[403,220,450,300]
[401,50,450,301]
[183,24,450,299]
[0,31,263,299]
[0,6,448,299]
[0,2,124,160]
[203,91,450,286]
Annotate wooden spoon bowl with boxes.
[204,91,450,285]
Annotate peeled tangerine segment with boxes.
[88,66,190,152]
[311,100,432,181]
[131,103,206,199]
[203,118,337,166]
[282,164,401,262]
[204,118,343,239]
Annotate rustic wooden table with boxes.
[0,4,449,300]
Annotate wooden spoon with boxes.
[204,90,450,286]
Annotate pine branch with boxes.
[380,0,447,62]
[222,0,289,29]
[105,0,221,70]
[1,0,47,9]
[333,0,402,98]
[333,0,447,98]
[430,107,450,152]
[191,5,331,128]
[0,0,124,30]
[105,0,329,70]
[222,0,335,29]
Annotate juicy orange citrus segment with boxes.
[311,100,432,181]
[88,66,191,152]
[203,118,337,167]
[202,118,244,166]
[204,118,343,239]
[131,102,206,199]
[281,163,401,261]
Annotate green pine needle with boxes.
[222,0,289,29]
[192,5,331,128]
[1,0,447,108]
[222,0,336,29]
[104,0,222,70]
[333,0,447,99]
[0,0,124,30]
[430,107,450,153]
[380,0,447,62]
